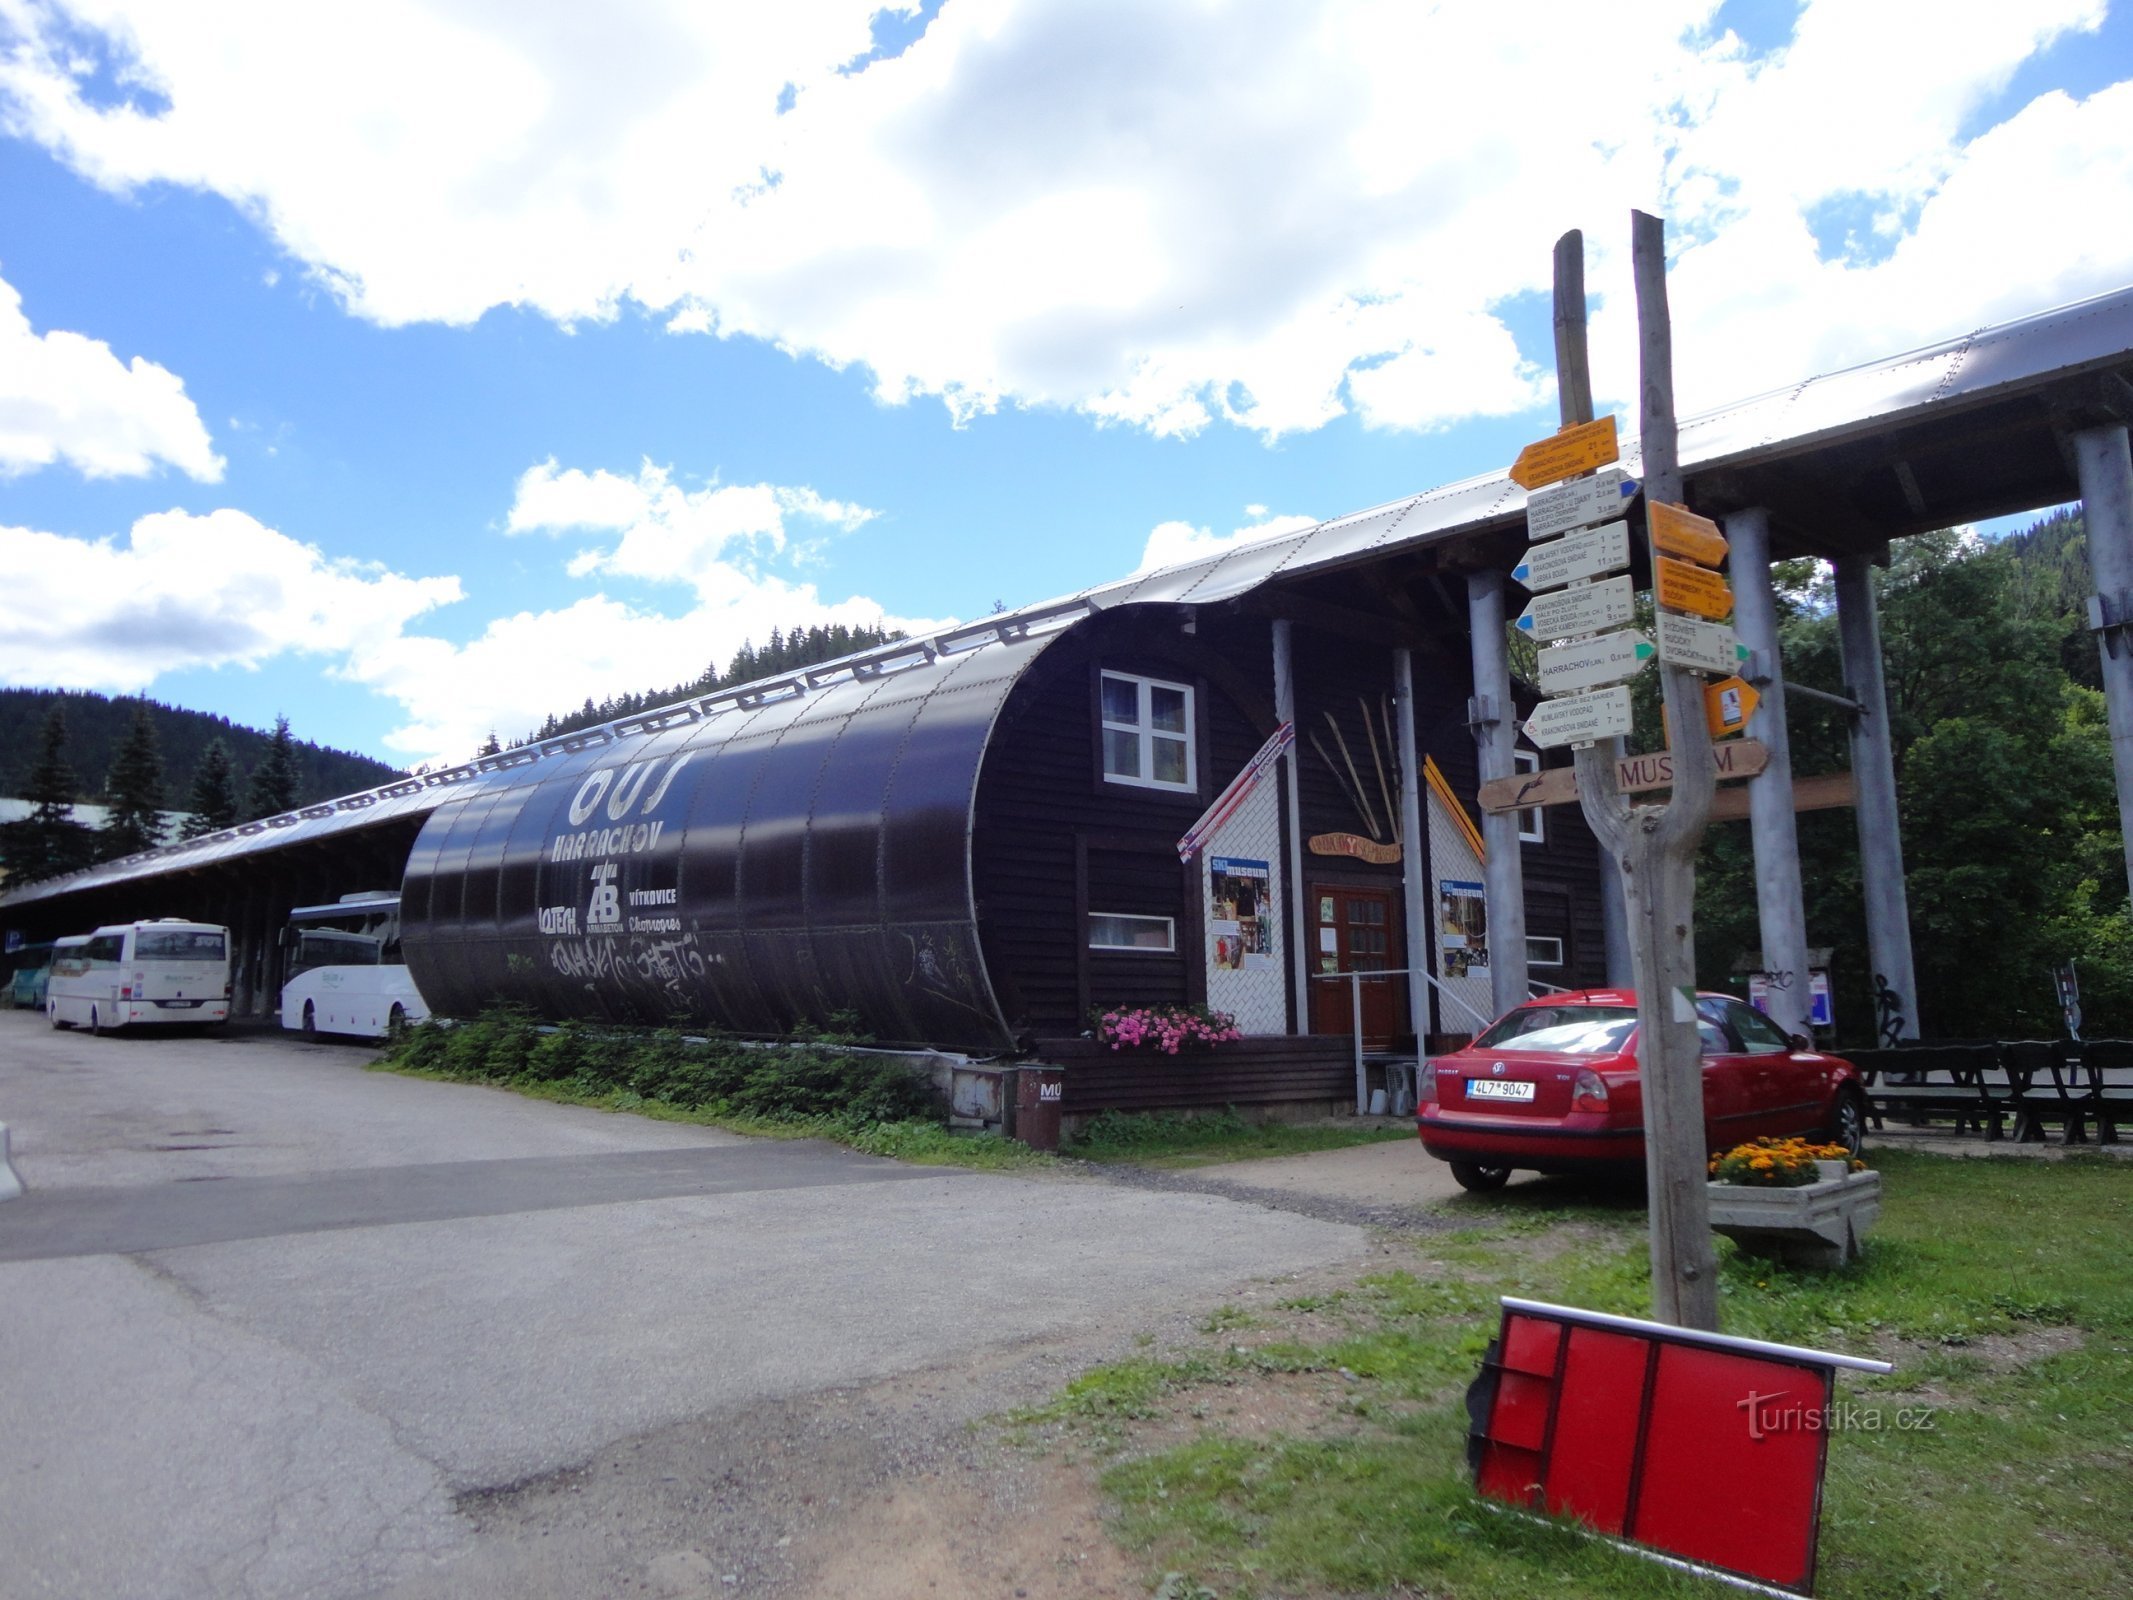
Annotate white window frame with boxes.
[1513,747,1545,844]
[1099,670,1198,793]
[1526,935,1565,967]
[1088,913,1177,953]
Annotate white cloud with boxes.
[0,268,222,479]
[0,508,458,688]
[505,457,878,594]
[0,1,2123,439]
[1138,506,1318,572]
[0,468,929,766]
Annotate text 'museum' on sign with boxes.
[1515,573,1636,641]
[1524,467,1640,541]
[1654,555,1734,621]
[1646,500,1730,567]
[1654,611,1748,675]
[1507,414,1620,491]
[1475,740,1771,815]
[1537,629,1654,694]
[1514,520,1631,592]
[1523,684,1635,749]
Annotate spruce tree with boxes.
[245,714,301,820]
[98,704,166,860]
[0,706,94,882]
[180,738,241,839]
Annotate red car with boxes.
[1417,988,1869,1192]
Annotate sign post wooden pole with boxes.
[1557,217,1722,1331]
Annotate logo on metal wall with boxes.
[586,863,623,933]
[548,752,693,863]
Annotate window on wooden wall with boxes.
[1513,747,1545,843]
[1099,670,1197,792]
[1527,935,1565,967]
[1088,913,1176,952]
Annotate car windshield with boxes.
[1475,1005,1636,1055]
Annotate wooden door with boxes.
[1307,884,1407,1048]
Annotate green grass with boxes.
[1066,1106,1413,1168]
[1025,1148,2133,1598]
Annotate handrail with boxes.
[1309,964,1495,1111]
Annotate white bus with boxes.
[47,920,231,1033]
[279,892,429,1040]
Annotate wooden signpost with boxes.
[1514,520,1631,590]
[1508,414,1620,490]
[1476,739,1771,815]
[1525,466,1639,540]
[1520,218,1722,1332]
[1654,555,1733,620]
[1514,574,1636,640]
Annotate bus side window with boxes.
[88,935,125,965]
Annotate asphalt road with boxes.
[0,1013,1367,1599]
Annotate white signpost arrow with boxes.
[1513,519,1631,592]
[1524,467,1639,541]
[1523,684,1635,749]
[1654,612,1750,675]
[1515,574,1635,642]
[1538,629,1655,694]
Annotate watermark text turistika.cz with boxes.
[1738,1391,1935,1440]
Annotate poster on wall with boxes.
[1209,856,1276,972]
[1438,878,1489,979]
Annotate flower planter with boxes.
[1707,1169,1882,1269]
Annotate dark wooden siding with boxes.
[1038,1034,1355,1113]
[972,612,1275,1039]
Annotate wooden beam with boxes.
[1708,769,1858,823]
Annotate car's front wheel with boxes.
[1450,1160,1513,1192]
[1827,1086,1869,1160]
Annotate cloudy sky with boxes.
[2,0,2129,768]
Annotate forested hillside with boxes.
[504,621,904,749]
[1694,511,2130,1041]
[0,689,402,806]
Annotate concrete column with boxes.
[1272,620,1311,1033]
[1728,507,1814,1038]
[2073,424,2133,909]
[1467,571,1528,1016]
[1834,554,1920,1042]
[1394,650,1431,1044]
[1599,852,1632,987]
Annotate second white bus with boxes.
[279,892,430,1040]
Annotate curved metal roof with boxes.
[5,280,2129,916]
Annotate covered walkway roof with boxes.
[6,281,2131,917]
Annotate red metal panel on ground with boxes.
[1632,1344,1832,1591]
[1468,1299,1882,1595]
[1541,1326,1650,1535]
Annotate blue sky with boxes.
[2,0,2130,767]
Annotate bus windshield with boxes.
[136,929,227,962]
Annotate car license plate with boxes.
[1466,1079,1535,1102]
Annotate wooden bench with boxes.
[1855,1043,2005,1138]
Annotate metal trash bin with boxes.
[1014,1065,1065,1152]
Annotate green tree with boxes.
[0,706,95,882]
[179,737,241,839]
[98,704,166,860]
[245,714,302,821]
[1694,527,2131,1040]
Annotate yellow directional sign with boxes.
[1656,555,1734,620]
[1705,675,1759,738]
[1508,415,1619,491]
[1648,501,1729,567]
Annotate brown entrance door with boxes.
[1308,884,1407,1048]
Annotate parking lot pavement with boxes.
[0,1014,1367,1599]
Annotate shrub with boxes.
[1091,1003,1242,1054]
